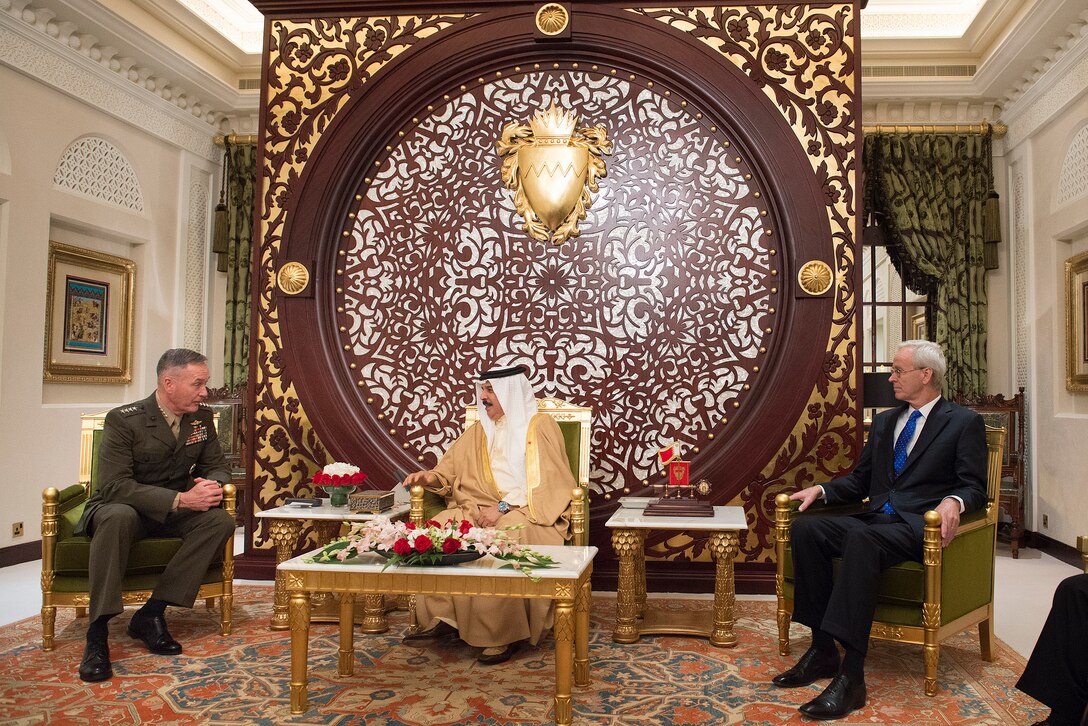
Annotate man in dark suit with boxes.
[772,340,988,720]
[1017,573,1088,726]
[75,349,235,683]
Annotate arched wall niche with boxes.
[247,2,860,588]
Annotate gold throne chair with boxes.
[40,409,236,650]
[774,425,1005,695]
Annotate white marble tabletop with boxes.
[605,505,748,531]
[278,544,598,580]
[256,501,411,521]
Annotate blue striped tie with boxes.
[887,410,922,513]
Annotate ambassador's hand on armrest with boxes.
[790,485,824,512]
[403,471,440,490]
[178,478,223,511]
[935,497,961,547]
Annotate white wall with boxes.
[0,66,221,548]
[1005,91,1088,548]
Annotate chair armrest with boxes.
[1077,535,1087,574]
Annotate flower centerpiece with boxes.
[306,517,559,581]
[312,462,367,507]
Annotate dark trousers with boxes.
[1016,574,1088,725]
[87,504,235,622]
[790,512,922,655]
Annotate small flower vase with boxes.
[324,486,351,508]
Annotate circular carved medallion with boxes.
[535,4,569,35]
[797,260,833,296]
[337,69,778,493]
[277,262,310,295]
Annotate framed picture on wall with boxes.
[911,311,926,340]
[1066,250,1088,392]
[43,242,135,384]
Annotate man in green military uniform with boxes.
[75,349,236,682]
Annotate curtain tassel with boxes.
[983,190,1001,270]
[212,201,228,254]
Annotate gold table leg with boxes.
[553,591,575,726]
[269,519,302,631]
[289,588,311,714]
[612,527,644,643]
[338,592,355,677]
[708,530,739,647]
[574,578,591,687]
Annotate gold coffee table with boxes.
[278,544,597,726]
[606,504,747,647]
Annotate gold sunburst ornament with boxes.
[535,4,569,35]
[797,260,833,296]
[277,261,310,295]
[496,102,612,246]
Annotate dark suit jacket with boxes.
[75,392,230,536]
[822,397,988,539]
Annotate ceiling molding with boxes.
[0,12,219,161]
[1002,33,1088,149]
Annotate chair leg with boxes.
[205,597,214,610]
[221,593,233,636]
[407,595,419,635]
[979,618,994,662]
[42,606,56,651]
[923,616,940,696]
[776,605,791,656]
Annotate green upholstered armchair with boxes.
[410,396,592,546]
[40,409,236,650]
[774,425,1006,696]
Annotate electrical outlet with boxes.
[1042,514,1049,529]
[11,522,23,537]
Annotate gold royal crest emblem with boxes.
[496,103,611,246]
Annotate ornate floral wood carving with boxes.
[250,4,859,567]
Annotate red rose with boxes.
[442,538,461,554]
[405,522,416,530]
[351,472,367,485]
[392,538,411,555]
[313,472,327,485]
[459,519,472,535]
[414,534,433,553]
[425,520,441,528]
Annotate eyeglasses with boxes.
[889,367,926,378]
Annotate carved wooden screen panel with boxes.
[249,2,860,578]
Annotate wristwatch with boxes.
[497,500,510,514]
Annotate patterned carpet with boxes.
[0,586,1047,725]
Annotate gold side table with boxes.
[256,501,410,630]
[606,504,747,647]
[279,544,597,726]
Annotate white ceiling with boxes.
[14,0,1088,123]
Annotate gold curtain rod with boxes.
[214,133,259,146]
[863,122,1006,138]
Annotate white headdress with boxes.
[476,364,538,491]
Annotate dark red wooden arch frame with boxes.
[272,6,837,540]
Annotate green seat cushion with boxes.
[55,536,192,577]
[783,549,924,604]
[782,516,995,627]
[52,565,226,594]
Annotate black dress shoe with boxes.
[79,639,112,682]
[799,673,866,720]
[476,640,522,665]
[127,614,182,655]
[402,620,458,643]
[773,646,841,688]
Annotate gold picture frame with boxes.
[1066,250,1088,392]
[911,311,927,340]
[43,242,135,384]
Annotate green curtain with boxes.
[223,143,257,389]
[864,133,991,397]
